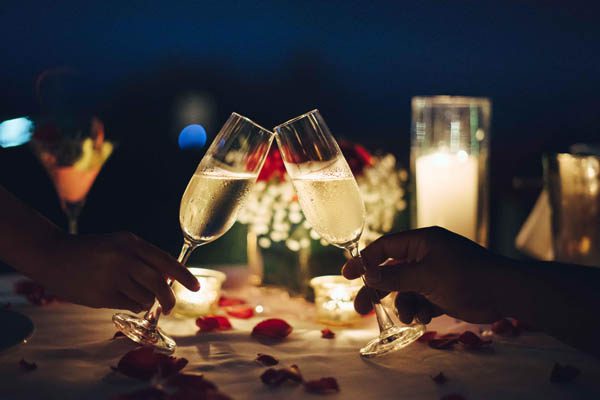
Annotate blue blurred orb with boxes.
[178,124,207,150]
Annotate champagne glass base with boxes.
[112,313,176,354]
[360,324,425,358]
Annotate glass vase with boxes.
[410,96,491,246]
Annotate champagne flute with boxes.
[274,109,425,357]
[113,113,274,353]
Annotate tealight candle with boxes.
[310,275,362,326]
[172,268,226,317]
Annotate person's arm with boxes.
[342,226,600,357]
[0,185,199,313]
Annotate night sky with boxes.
[1,0,599,268]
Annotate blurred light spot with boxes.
[178,124,207,150]
[457,150,468,162]
[475,129,485,141]
[0,117,33,148]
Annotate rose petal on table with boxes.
[321,328,335,339]
[14,279,61,306]
[440,394,466,400]
[431,372,447,385]
[418,331,438,343]
[113,347,188,380]
[19,358,37,372]
[252,318,292,340]
[218,296,246,307]
[304,377,340,394]
[225,305,254,319]
[256,353,279,366]
[458,331,492,349]
[260,365,303,386]
[550,363,581,383]
[196,316,233,332]
[112,387,165,400]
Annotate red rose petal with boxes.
[428,338,459,350]
[196,316,233,332]
[14,279,60,306]
[114,347,188,380]
[431,372,447,385]
[256,353,279,366]
[260,365,303,386]
[441,394,466,400]
[225,305,254,319]
[252,318,292,340]
[218,296,246,307]
[550,363,580,383]
[304,377,340,394]
[458,331,492,349]
[321,328,335,339]
[19,358,37,372]
[418,331,438,343]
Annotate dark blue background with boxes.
[1,0,599,266]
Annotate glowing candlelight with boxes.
[310,275,362,326]
[172,268,226,317]
[415,151,478,240]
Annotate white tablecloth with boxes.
[1,272,600,400]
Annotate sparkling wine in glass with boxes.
[113,113,274,353]
[274,109,425,357]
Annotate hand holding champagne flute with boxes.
[113,113,274,353]
[274,110,425,357]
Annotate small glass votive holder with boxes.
[310,275,363,326]
[172,268,226,318]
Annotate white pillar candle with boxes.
[415,151,479,241]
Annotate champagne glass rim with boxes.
[230,112,273,136]
[274,109,320,131]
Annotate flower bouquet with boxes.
[238,140,408,295]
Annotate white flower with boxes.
[239,154,408,249]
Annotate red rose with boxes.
[257,145,287,182]
[339,140,373,176]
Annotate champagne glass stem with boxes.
[144,240,195,326]
[347,243,396,332]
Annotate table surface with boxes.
[1,272,600,400]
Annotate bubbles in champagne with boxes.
[292,173,365,248]
[180,171,255,243]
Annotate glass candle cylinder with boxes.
[544,153,600,267]
[172,268,226,317]
[411,96,491,246]
[310,275,362,326]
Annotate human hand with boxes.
[37,232,199,313]
[342,227,513,324]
